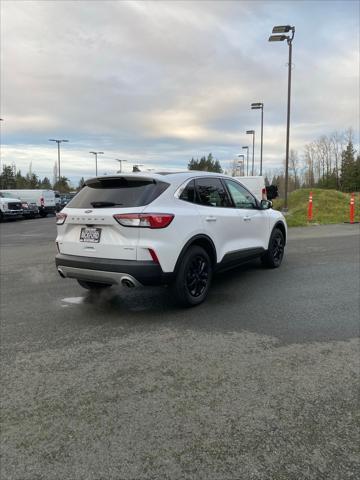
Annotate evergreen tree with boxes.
[0,165,16,189]
[40,177,52,189]
[53,176,70,193]
[25,172,39,188]
[187,153,222,173]
[15,170,28,188]
[341,141,359,191]
[78,177,85,190]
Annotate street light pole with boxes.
[269,24,295,211]
[49,139,69,183]
[89,151,104,176]
[246,130,255,175]
[237,154,245,176]
[251,102,264,175]
[0,118,3,175]
[116,159,127,173]
[242,146,249,176]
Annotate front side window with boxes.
[195,178,231,208]
[225,180,257,209]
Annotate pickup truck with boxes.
[0,192,23,220]
[1,189,56,217]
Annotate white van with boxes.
[3,189,56,217]
[234,176,267,202]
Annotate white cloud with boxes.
[1,0,359,182]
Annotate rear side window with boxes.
[179,180,196,203]
[195,178,231,208]
[67,177,169,208]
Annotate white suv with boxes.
[55,171,287,306]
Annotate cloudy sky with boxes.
[1,0,359,184]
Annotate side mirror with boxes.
[260,199,272,210]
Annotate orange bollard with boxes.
[307,191,313,221]
[349,193,355,224]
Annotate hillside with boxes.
[272,189,360,227]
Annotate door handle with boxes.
[243,216,251,221]
[206,216,217,222]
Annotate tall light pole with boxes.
[89,151,104,176]
[116,159,127,173]
[0,118,3,175]
[237,154,245,176]
[269,24,295,211]
[242,146,249,176]
[246,130,255,175]
[49,139,69,182]
[251,102,264,176]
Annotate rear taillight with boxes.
[56,212,67,225]
[262,188,267,200]
[113,213,174,229]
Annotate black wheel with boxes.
[173,245,212,307]
[39,211,47,218]
[261,228,285,268]
[77,280,111,290]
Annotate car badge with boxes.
[85,210,93,214]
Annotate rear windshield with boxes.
[66,177,169,208]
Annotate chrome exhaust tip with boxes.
[57,267,66,278]
[121,277,136,288]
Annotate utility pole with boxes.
[116,159,127,173]
[269,24,295,211]
[246,130,255,175]
[251,103,264,175]
[49,139,69,183]
[89,151,104,176]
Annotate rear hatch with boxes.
[57,176,169,260]
[42,190,56,207]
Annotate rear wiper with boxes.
[90,201,123,208]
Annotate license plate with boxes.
[80,227,102,243]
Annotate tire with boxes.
[77,280,111,290]
[261,228,285,269]
[39,211,47,218]
[173,245,212,307]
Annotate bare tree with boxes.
[304,143,317,187]
[330,131,344,189]
[289,149,301,189]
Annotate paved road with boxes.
[1,218,359,479]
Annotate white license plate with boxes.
[80,227,102,243]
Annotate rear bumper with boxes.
[55,253,173,286]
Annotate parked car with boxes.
[0,192,23,220]
[22,201,39,219]
[2,189,56,217]
[60,194,71,208]
[55,192,62,212]
[55,171,287,307]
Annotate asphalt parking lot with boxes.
[1,217,359,480]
